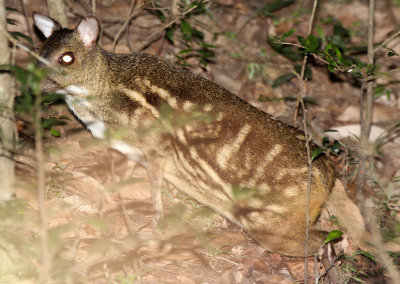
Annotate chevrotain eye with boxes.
[59,52,74,65]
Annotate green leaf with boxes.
[352,251,375,262]
[375,71,391,78]
[331,141,341,153]
[42,118,65,129]
[180,20,193,36]
[316,26,326,44]
[191,28,204,40]
[200,43,216,49]
[311,148,325,161]
[6,7,21,13]
[42,93,65,103]
[349,68,363,79]
[297,36,307,46]
[324,230,343,245]
[178,48,193,55]
[187,1,206,14]
[50,129,61,137]
[196,49,215,59]
[9,31,34,46]
[272,73,296,88]
[165,27,174,42]
[333,22,350,39]
[281,29,296,40]
[322,137,330,147]
[9,65,28,83]
[322,129,339,133]
[327,63,336,72]
[306,34,319,52]
[7,19,17,25]
[334,46,343,62]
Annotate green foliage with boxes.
[157,1,216,67]
[265,16,400,87]
[5,7,21,13]
[374,85,392,100]
[310,131,341,162]
[311,148,325,162]
[324,229,343,245]
[6,7,33,45]
[297,34,320,53]
[267,36,302,61]
[338,251,376,283]
[352,251,375,262]
[1,62,66,137]
[0,63,47,114]
[9,31,34,46]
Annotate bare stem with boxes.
[34,90,51,283]
[92,0,96,14]
[356,0,375,212]
[294,0,319,282]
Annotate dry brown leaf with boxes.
[322,180,373,253]
[286,259,314,281]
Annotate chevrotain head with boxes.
[33,13,102,93]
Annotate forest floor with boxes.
[5,0,400,283]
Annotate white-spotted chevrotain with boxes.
[33,13,335,256]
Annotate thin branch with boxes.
[3,31,53,67]
[293,0,319,282]
[373,28,400,54]
[356,0,375,212]
[34,85,51,283]
[18,0,33,40]
[112,0,144,52]
[92,0,96,14]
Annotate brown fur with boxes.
[34,14,335,256]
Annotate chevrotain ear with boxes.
[33,13,62,38]
[76,16,100,48]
